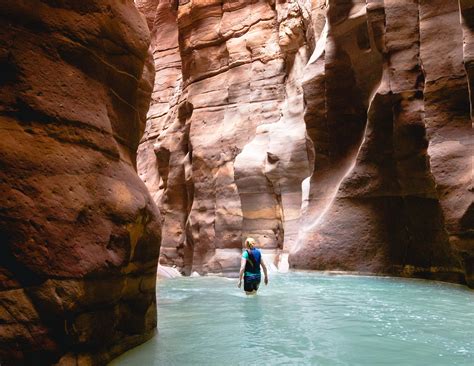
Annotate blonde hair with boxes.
[245,237,257,248]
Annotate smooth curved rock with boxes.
[139,0,473,287]
[138,0,317,274]
[136,0,189,272]
[291,0,472,286]
[0,1,160,364]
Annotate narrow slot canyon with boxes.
[0,0,473,365]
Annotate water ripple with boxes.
[112,273,474,366]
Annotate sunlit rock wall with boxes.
[139,0,473,286]
[137,0,319,274]
[0,1,160,364]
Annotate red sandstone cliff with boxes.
[138,0,317,275]
[292,0,473,286]
[139,0,473,286]
[0,1,160,364]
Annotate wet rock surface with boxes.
[139,0,472,287]
[0,1,160,364]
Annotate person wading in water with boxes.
[238,237,269,295]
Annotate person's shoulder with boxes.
[242,250,249,259]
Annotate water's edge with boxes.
[158,265,473,290]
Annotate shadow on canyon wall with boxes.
[137,0,473,287]
[0,1,161,364]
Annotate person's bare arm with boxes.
[238,257,246,288]
[261,260,269,285]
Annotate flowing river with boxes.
[111,273,473,365]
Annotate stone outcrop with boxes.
[141,0,472,286]
[0,1,160,364]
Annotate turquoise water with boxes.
[112,273,473,366]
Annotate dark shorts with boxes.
[244,275,261,292]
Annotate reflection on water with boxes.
[111,273,474,366]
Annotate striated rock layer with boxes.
[292,0,473,287]
[139,0,473,286]
[0,1,160,364]
[138,0,317,274]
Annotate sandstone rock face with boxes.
[138,0,317,274]
[0,1,160,364]
[292,0,473,287]
[140,0,472,286]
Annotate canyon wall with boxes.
[292,0,473,287]
[140,0,473,286]
[0,1,160,364]
[137,0,318,274]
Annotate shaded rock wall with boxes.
[0,1,160,364]
[136,0,188,271]
[292,0,473,287]
[139,0,473,285]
